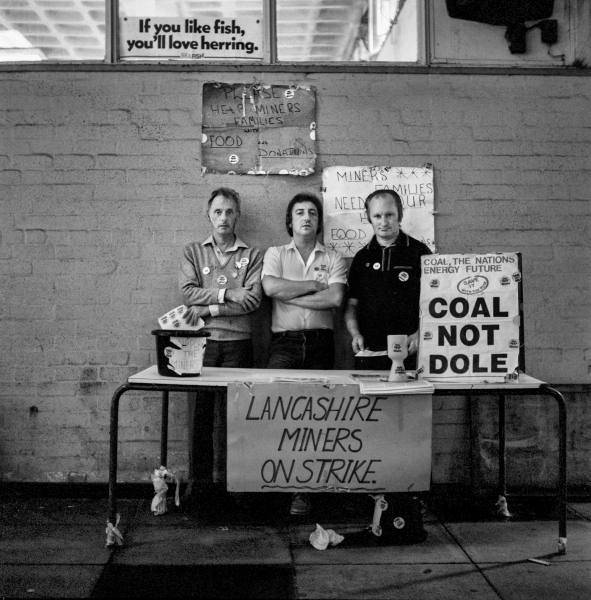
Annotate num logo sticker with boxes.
[423,331,433,341]
[457,276,488,295]
[429,279,440,288]
[500,276,510,285]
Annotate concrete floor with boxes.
[1,493,591,599]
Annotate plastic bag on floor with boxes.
[309,524,344,550]
[150,466,180,516]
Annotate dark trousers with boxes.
[267,329,335,370]
[187,339,253,488]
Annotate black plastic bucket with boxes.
[152,330,210,377]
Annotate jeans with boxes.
[267,329,335,370]
[187,338,253,489]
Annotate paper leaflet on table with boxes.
[350,373,433,395]
[269,376,329,384]
[158,305,204,331]
[355,349,388,357]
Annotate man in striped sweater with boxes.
[179,187,263,500]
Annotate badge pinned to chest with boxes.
[217,275,228,285]
[398,271,409,282]
[203,267,210,275]
[373,262,380,270]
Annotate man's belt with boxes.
[273,329,333,339]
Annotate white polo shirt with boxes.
[262,240,348,332]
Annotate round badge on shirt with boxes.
[217,275,227,285]
[399,271,409,282]
[240,257,249,267]
[373,262,380,270]
[202,267,210,275]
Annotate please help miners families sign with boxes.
[418,253,521,382]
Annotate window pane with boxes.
[277,0,419,62]
[0,0,105,61]
[119,0,264,62]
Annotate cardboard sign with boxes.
[322,166,435,257]
[202,83,316,175]
[120,17,263,61]
[418,253,521,382]
[227,383,432,493]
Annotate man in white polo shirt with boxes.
[262,192,347,514]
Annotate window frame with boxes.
[0,0,586,74]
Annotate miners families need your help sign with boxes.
[417,253,521,382]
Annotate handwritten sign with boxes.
[417,253,521,382]
[202,83,316,175]
[322,166,435,257]
[227,383,432,493]
[120,17,263,60]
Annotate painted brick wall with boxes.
[0,71,589,484]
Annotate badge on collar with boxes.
[217,275,227,285]
[203,267,210,275]
[399,271,409,282]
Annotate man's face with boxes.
[208,194,239,237]
[367,195,400,245]
[291,201,319,238]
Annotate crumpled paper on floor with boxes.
[150,466,180,516]
[105,513,124,547]
[309,523,344,550]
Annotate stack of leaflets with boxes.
[158,305,204,331]
[269,376,329,384]
[349,373,435,395]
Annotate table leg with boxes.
[107,383,131,548]
[541,385,568,555]
[496,394,511,517]
[160,391,169,467]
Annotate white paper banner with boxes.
[322,166,435,257]
[227,383,432,493]
[418,253,521,381]
[120,16,263,60]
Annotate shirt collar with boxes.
[202,235,249,252]
[287,239,326,254]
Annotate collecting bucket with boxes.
[152,330,210,377]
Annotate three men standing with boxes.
[178,187,428,510]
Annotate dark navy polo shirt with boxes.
[347,231,432,351]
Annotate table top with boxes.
[128,365,546,391]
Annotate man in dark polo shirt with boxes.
[344,189,431,371]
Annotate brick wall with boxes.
[0,70,589,484]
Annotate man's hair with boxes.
[207,187,241,215]
[365,189,403,223]
[285,193,323,237]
